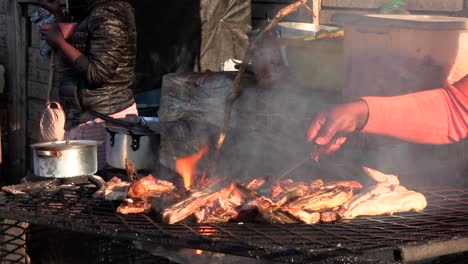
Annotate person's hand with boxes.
[40,23,66,49]
[307,100,369,157]
[37,0,61,14]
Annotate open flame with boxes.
[216,132,226,149]
[176,145,209,189]
[195,249,203,255]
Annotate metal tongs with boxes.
[277,144,322,179]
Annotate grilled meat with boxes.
[125,158,138,182]
[255,197,299,224]
[162,184,235,224]
[271,179,309,199]
[282,207,321,224]
[127,174,175,200]
[242,178,267,191]
[342,167,427,219]
[287,185,354,211]
[93,177,130,201]
[195,198,239,223]
[117,198,151,214]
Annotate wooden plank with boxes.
[7,0,28,184]
[28,67,49,84]
[0,31,7,48]
[28,119,41,142]
[28,99,46,123]
[26,3,40,17]
[0,14,6,27]
[0,0,9,13]
[0,51,7,65]
[28,81,49,100]
[30,23,42,48]
[322,0,464,12]
[28,47,50,70]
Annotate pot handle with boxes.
[37,150,62,157]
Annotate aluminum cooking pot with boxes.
[105,117,160,170]
[30,140,100,178]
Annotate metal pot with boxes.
[31,140,100,178]
[105,117,160,170]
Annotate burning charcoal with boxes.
[127,174,175,200]
[117,198,152,214]
[93,177,130,201]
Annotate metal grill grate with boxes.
[0,186,467,262]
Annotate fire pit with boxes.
[0,182,467,263]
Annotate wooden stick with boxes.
[313,0,322,25]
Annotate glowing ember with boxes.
[216,132,226,149]
[176,145,209,189]
[195,249,203,255]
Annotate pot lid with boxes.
[30,140,101,150]
[332,14,468,30]
[105,116,160,135]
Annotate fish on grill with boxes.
[342,167,427,219]
[93,177,130,201]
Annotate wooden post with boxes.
[6,0,28,183]
[313,0,321,25]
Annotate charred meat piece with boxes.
[286,186,354,211]
[320,211,340,223]
[125,158,138,182]
[255,197,299,224]
[195,198,239,223]
[271,179,309,199]
[242,178,267,191]
[282,207,321,224]
[117,198,152,214]
[194,183,259,223]
[162,184,235,224]
[151,192,183,212]
[325,181,363,190]
[93,177,130,201]
[127,174,175,200]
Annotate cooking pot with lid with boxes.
[105,116,160,170]
[31,140,100,178]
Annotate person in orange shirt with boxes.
[308,75,468,155]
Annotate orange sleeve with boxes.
[361,84,468,144]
